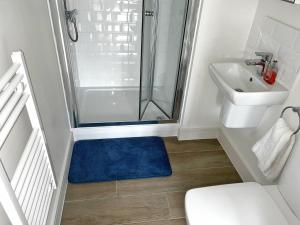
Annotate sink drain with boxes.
[234,88,244,92]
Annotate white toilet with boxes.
[185,146,300,225]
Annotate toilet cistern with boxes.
[245,52,273,76]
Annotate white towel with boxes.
[252,118,296,181]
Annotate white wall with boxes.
[221,0,300,184]
[179,0,259,139]
[278,75,300,220]
[0,0,71,223]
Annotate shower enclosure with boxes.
[60,0,197,127]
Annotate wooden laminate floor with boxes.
[61,138,242,225]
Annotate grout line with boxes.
[171,165,236,173]
[169,217,186,222]
[65,194,118,203]
[116,180,119,196]
[165,193,172,220]
[167,149,225,154]
[115,191,184,199]
[166,147,225,154]
[64,191,171,204]
[170,216,185,220]
[184,164,234,170]
[116,218,186,225]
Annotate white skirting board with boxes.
[217,130,254,182]
[178,127,220,140]
[72,123,179,141]
[46,133,74,225]
[217,129,270,184]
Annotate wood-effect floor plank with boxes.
[168,151,230,171]
[61,138,241,225]
[61,194,169,225]
[166,192,186,219]
[65,181,117,202]
[117,167,241,196]
[164,137,223,153]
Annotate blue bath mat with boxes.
[68,137,172,183]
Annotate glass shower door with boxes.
[68,0,143,125]
[139,0,158,119]
[140,0,189,120]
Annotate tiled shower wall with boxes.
[245,16,300,89]
[68,0,142,87]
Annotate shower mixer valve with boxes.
[145,10,154,17]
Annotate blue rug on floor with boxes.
[68,137,172,183]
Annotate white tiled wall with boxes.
[245,16,300,89]
[68,0,142,87]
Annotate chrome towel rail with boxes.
[280,106,300,135]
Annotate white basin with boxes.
[209,60,289,128]
[209,61,289,106]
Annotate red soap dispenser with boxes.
[263,60,278,85]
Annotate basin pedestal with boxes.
[220,98,267,128]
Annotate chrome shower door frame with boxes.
[171,0,202,120]
[139,0,202,122]
[55,0,202,127]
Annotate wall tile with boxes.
[77,0,91,10]
[247,25,262,49]
[68,0,142,87]
[260,17,276,35]
[257,34,280,57]
[279,66,298,88]
[278,46,300,72]
[272,23,298,48]
[246,17,300,89]
[244,47,255,59]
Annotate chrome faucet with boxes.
[245,52,273,76]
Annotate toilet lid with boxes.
[185,182,289,225]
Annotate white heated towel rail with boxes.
[0,51,56,225]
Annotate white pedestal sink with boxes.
[209,60,289,128]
